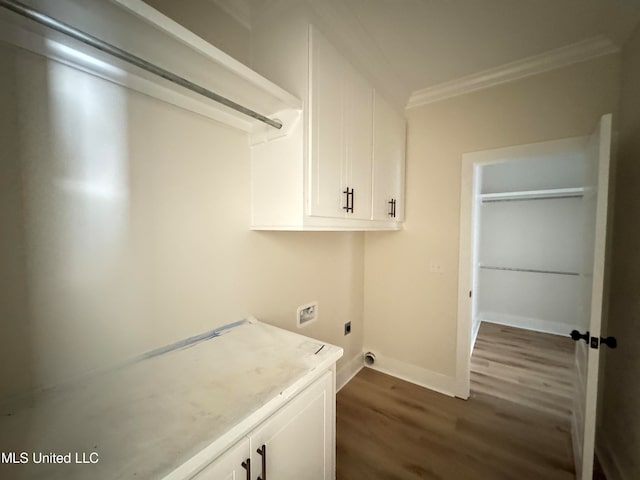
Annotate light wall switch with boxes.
[429,261,444,273]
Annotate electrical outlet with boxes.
[344,321,351,335]
[296,301,318,328]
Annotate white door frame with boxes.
[454,136,588,399]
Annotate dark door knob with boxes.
[570,330,589,343]
[600,336,617,349]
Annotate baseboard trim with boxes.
[479,314,577,337]
[336,353,364,392]
[363,351,457,397]
[470,318,481,355]
[596,434,628,480]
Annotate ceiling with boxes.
[247,0,640,106]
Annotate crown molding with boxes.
[406,35,620,110]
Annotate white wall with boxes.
[363,53,620,394]
[477,268,582,334]
[0,38,364,399]
[597,24,640,480]
[144,0,251,65]
[481,152,586,193]
[479,198,584,272]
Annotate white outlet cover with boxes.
[296,301,318,328]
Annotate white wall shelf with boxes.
[0,0,302,134]
[480,187,584,202]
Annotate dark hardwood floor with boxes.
[336,323,576,479]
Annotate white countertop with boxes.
[0,319,343,480]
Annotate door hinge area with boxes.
[469,290,472,298]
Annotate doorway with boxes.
[465,139,587,465]
[456,114,613,480]
[455,135,589,399]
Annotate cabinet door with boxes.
[308,26,345,218]
[250,371,333,480]
[191,438,250,480]
[344,62,373,220]
[372,91,406,221]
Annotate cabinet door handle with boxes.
[351,188,355,213]
[257,444,267,480]
[343,187,354,213]
[388,198,397,218]
[241,458,250,480]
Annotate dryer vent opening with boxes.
[364,352,376,366]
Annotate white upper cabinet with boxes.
[250,20,403,231]
[308,26,346,218]
[344,62,374,220]
[308,27,373,220]
[372,91,406,221]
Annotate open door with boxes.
[571,113,613,480]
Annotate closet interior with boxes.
[472,150,587,348]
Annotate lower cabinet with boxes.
[193,438,251,480]
[192,370,333,480]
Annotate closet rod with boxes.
[482,195,583,203]
[0,0,283,130]
[479,265,580,276]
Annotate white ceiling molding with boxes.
[209,0,252,30]
[406,35,619,110]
